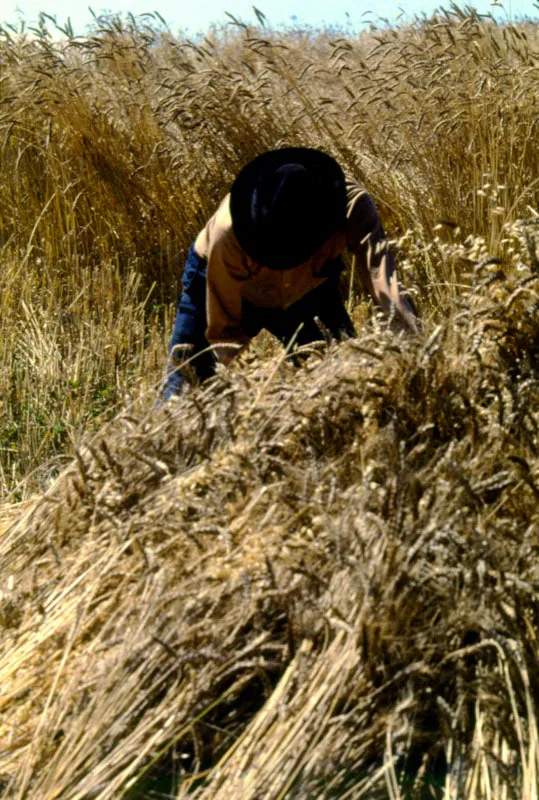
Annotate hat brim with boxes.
[230,147,346,270]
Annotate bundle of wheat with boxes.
[0,219,537,798]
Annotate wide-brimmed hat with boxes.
[229,147,346,270]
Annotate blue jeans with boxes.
[163,245,355,399]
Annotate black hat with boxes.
[229,147,346,270]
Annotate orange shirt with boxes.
[194,179,418,355]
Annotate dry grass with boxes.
[0,6,538,799]
[1,7,538,495]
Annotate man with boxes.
[162,147,418,400]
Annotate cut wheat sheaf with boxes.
[1,243,538,797]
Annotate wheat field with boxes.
[0,6,538,799]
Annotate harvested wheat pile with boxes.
[0,232,538,799]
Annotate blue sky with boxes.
[1,0,537,36]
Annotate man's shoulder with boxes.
[343,177,380,245]
[199,194,238,253]
[204,195,252,279]
[344,177,369,212]
[209,194,235,242]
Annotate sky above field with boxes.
[1,0,537,36]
